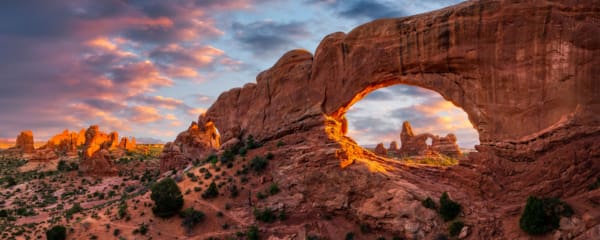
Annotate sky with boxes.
[0,0,476,147]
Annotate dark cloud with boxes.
[83,99,125,111]
[338,0,407,20]
[306,0,406,21]
[232,21,309,57]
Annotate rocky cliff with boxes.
[161,0,600,238]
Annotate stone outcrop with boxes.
[159,142,186,173]
[43,129,86,154]
[159,121,220,173]
[399,121,433,157]
[431,134,461,157]
[162,1,600,238]
[79,125,118,175]
[30,147,58,162]
[373,143,387,156]
[118,137,136,151]
[388,141,399,154]
[10,130,35,154]
[398,121,461,157]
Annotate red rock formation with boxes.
[11,130,35,154]
[30,147,58,162]
[79,125,117,175]
[159,142,186,173]
[399,121,433,157]
[431,134,461,157]
[161,1,600,238]
[159,121,220,172]
[388,141,399,154]
[118,137,136,151]
[398,121,462,157]
[373,143,387,156]
[44,129,85,154]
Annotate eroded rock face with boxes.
[79,149,117,175]
[431,134,461,157]
[398,121,462,157]
[159,142,186,173]
[118,137,136,151]
[12,130,35,154]
[374,143,387,156]
[79,125,118,175]
[30,147,58,162]
[159,121,220,172]
[399,121,433,157]
[162,1,599,238]
[44,129,85,154]
[389,141,399,154]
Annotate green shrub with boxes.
[239,147,247,156]
[118,202,128,219]
[246,225,259,240]
[448,221,464,237]
[519,196,573,235]
[345,232,355,240]
[134,223,148,235]
[229,184,239,198]
[246,135,261,149]
[422,197,436,209]
[250,156,268,172]
[180,208,205,232]
[221,150,235,164]
[65,203,82,217]
[588,177,600,191]
[150,178,183,218]
[269,183,280,195]
[46,225,67,240]
[439,192,461,221]
[202,182,219,199]
[254,207,276,223]
[266,152,274,160]
[206,155,218,164]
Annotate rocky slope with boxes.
[158,0,599,238]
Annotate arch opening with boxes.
[336,84,479,168]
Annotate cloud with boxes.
[338,0,407,20]
[127,106,163,123]
[363,90,394,101]
[232,20,309,57]
[129,95,185,110]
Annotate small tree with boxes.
[46,225,67,240]
[250,156,268,172]
[448,221,464,237]
[202,182,219,199]
[180,208,205,234]
[151,178,183,218]
[246,225,259,240]
[422,197,436,209]
[439,192,461,221]
[519,196,573,235]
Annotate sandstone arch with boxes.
[194,0,598,164]
[162,1,599,237]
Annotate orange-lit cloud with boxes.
[128,105,163,123]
